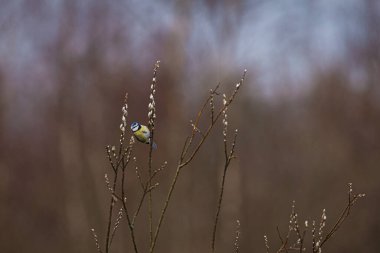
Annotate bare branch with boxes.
[211,108,239,252]
[234,220,241,253]
[274,184,365,253]
[91,228,103,253]
[150,70,247,253]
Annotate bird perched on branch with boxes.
[130,122,157,149]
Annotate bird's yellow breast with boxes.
[134,125,150,143]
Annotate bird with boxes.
[130,122,157,149]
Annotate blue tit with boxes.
[130,122,157,149]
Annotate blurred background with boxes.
[1,0,379,252]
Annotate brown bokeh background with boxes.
[1,1,379,252]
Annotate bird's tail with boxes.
[148,139,158,149]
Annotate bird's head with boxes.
[130,122,141,132]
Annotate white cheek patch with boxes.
[132,125,139,132]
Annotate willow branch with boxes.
[149,70,246,253]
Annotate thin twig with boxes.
[264,235,270,253]
[91,228,103,253]
[211,158,231,252]
[104,95,129,253]
[274,184,365,253]
[299,231,306,253]
[149,70,247,253]
[104,172,118,252]
[319,184,365,248]
[120,152,139,253]
[234,220,241,253]
[147,60,160,246]
[105,144,123,253]
[109,208,123,245]
[276,226,289,253]
[211,115,237,252]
